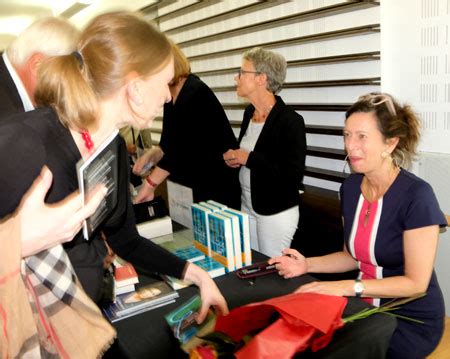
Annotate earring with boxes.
[392,151,405,169]
[381,151,389,159]
[342,154,349,173]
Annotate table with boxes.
[111,252,396,359]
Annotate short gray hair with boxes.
[6,17,79,66]
[242,47,286,94]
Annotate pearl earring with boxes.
[381,151,389,159]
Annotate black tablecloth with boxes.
[111,252,396,358]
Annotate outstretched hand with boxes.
[268,248,308,279]
[184,262,229,323]
[18,166,107,257]
[133,147,164,176]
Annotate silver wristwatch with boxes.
[354,279,364,298]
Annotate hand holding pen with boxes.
[268,248,308,279]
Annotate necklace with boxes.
[364,204,371,227]
[362,166,400,227]
[252,105,273,123]
[80,130,94,153]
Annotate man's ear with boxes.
[28,53,45,77]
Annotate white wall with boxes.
[381,0,450,314]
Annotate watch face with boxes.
[354,282,364,294]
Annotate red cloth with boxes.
[215,292,347,359]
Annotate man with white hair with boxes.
[0,17,79,118]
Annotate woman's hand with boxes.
[184,262,229,323]
[133,146,164,176]
[295,280,354,297]
[223,148,249,168]
[133,180,155,204]
[268,248,308,279]
[18,166,107,257]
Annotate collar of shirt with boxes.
[2,52,34,112]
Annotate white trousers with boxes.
[241,190,299,258]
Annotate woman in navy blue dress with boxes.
[270,93,446,358]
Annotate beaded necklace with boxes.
[80,130,94,153]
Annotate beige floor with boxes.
[428,317,450,358]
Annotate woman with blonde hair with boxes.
[0,11,228,355]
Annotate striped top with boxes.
[341,170,446,311]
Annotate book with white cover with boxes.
[218,211,243,269]
[223,208,252,266]
[136,216,173,239]
[115,283,135,296]
[76,129,120,240]
[199,202,221,213]
[206,200,227,210]
[208,212,235,272]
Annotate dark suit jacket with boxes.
[238,96,306,215]
[0,55,24,119]
[158,74,241,208]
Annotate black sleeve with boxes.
[158,79,238,173]
[104,143,187,279]
[0,120,45,217]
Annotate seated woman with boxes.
[270,93,446,358]
[224,47,306,257]
[1,166,114,357]
[133,41,240,208]
[0,12,227,330]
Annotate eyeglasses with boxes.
[358,93,397,116]
[237,69,261,79]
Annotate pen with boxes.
[139,161,153,175]
[241,263,276,275]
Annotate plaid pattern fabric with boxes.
[1,225,115,358]
[25,245,76,306]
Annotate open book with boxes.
[76,129,121,240]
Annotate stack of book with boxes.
[159,228,228,290]
[114,259,139,295]
[191,201,252,272]
[158,201,252,290]
[103,281,179,323]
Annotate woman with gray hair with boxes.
[224,47,306,257]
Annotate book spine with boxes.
[224,209,252,266]
[219,212,242,269]
[191,205,211,256]
[208,215,235,272]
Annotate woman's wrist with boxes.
[146,176,158,188]
[183,262,208,287]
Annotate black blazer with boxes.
[158,74,240,208]
[0,55,25,119]
[238,96,306,215]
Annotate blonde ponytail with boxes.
[35,53,98,130]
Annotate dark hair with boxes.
[35,11,172,130]
[345,92,420,168]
